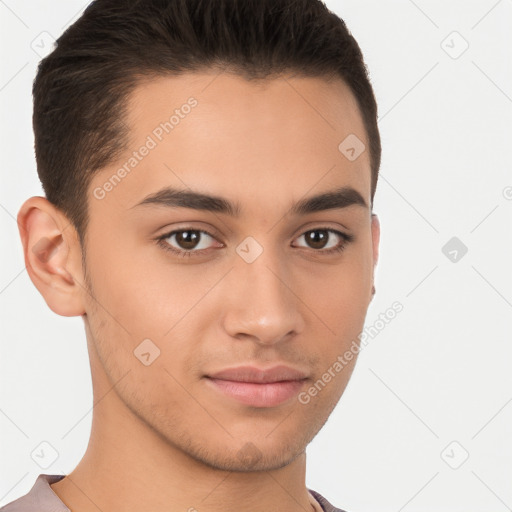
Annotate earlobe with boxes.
[17,196,86,317]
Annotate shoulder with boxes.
[0,474,68,512]
[309,488,350,512]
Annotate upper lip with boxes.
[206,365,308,383]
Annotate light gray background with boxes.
[1,1,511,511]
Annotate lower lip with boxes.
[206,378,306,407]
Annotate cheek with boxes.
[304,255,372,330]
[296,250,373,381]
[86,240,211,340]
[83,243,225,391]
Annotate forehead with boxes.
[126,71,367,151]
[90,71,371,215]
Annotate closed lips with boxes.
[205,365,309,383]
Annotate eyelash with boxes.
[155,227,354,258]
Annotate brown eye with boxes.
[157,228,220,257]
[294,228,352,253]
[173,230,203,250]
[303,230,330,249]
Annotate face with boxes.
[80,71,379,471]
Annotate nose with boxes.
[221,248,306,346]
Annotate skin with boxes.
[18,70,380,512]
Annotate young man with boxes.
[2,0,381,511]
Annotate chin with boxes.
[184,436,306,473]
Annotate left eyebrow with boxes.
[290,186,368,215]
[130,185,368,216]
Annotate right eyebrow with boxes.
[130,186,241,216]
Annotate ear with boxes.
[369,213,380,301]
[17,196,86,316]
[370,213,380,267]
